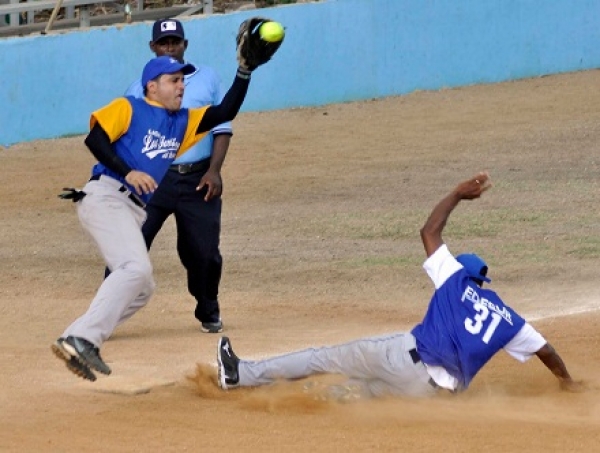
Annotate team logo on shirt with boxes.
[141,129,180,159]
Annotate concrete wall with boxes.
[2,0,600,146]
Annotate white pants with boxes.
[62,176,155,347]
[239,332,438,398]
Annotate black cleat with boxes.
[217,336,240,390]
[53,336,111,376]
[52,338,97,382]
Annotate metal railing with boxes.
[0,0,213,36]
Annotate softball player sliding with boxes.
[217,172,583,399]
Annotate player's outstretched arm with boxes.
[196,68,251,135]
[535,343,585,392]
[420,172,492,257]
[196,17,284,135]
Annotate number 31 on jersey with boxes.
[464,303,502,344]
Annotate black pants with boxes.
[105,164,222,324]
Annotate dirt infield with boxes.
[2,70,600,452]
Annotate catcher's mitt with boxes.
[236,17,284,71]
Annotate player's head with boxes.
[456,253,491,286]
[150,18,188,63]
[142,56,195,110]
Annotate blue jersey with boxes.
[124,63,232,164]
[411,246,526,390]
[90,96,208,203]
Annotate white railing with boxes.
[0,0,213,34]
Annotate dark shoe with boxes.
[52,338,97,382]
[201,320,223,334]
[54,336,111,376]
[217,336,239,390]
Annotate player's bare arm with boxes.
[198,133,231,201]
[420,171,492,257]
[535,343,585,392]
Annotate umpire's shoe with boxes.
[52,336,111,379]
[201,320,224,334]
[217,336,240,390]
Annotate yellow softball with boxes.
[259,21,285,43]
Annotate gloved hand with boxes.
[236,17,284,71]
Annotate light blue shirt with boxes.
[125,63,233,164]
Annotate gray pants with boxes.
[61,176,155,347]
[239,332,437,398]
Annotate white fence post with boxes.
[9,0,19,26]
[79,6,89,27]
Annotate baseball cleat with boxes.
[54,336,111,376]
[52,338,97,382]
[217,336,240,390]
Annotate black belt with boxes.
[169,159,210,175]
[89,174,146,209]
[408,348,439,389]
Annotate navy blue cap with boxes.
[141,56,195,87]
[456,253,491,283]
[153,18,185,41]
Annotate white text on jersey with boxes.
[461,285,513,325]
[142,129,180,159]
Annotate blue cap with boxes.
[141,56,195,88]
[456,253,491,283]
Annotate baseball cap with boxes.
[456,253,491,283]
[141,56,196,87]
[153,18,185,41]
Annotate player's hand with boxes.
[454,171,492,200]
[559,378,587,393]
[125,170,158,195]
[197,169,222,201]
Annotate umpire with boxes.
[120,18,232,333]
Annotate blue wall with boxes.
[2,0,600,145]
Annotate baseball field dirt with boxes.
[1,69,600,452]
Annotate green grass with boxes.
[289,208,548,241]
[340,255,420,269]
[566,237,600,258]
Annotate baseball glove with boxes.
[236,17,284,71]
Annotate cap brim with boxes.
[154,32,185,41]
